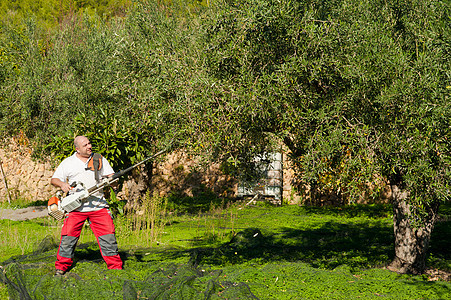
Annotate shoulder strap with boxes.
[86,153,103,182]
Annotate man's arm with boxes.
[50,178,71,193]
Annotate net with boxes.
[1,235,259,300]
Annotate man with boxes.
[50,136,122,275]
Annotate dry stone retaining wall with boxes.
[0,139,242,204]
[0,138,390,205]
[0,140,55,203]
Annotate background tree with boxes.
[0,0,209,198]
[0,0,133,154]
[195,0,450,274]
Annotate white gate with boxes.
[237,152,283,202]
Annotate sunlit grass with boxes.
[0,218,60,261]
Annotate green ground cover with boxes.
[1,202,450,299]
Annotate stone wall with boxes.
[0,139,241,204]
[117,151,239,204]
[0,139,55,203]
[0,138,390,205]
[281,154,392,205]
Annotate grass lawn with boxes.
[1,201,450,299]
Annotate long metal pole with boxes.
[0,157,12,204]
[87,148,168,195]
[112,148,168,179]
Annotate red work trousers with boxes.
[55,208,122,272]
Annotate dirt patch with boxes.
[0,206,48,221]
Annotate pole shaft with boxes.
[0,158,12,204]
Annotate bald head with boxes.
[74,136,88,149]
[74,136,92,158]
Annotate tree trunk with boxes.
[388,184,439,274]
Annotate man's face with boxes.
[76,137,92,158]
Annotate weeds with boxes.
[116,190,169,248]
[0,219,60,260]
[0,198,47,209]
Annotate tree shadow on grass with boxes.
[300,203,392,219]
[113,203,450,274]
[17,219,448,276]
[186,221,395,271]
[181,219,449,273]
[72,242,104,264]
[118,204,396,270]
[11,204,445,275]
[428,219,451,270]
[123,203,449,273]
[127,217,395,272]
[2,213,449,300]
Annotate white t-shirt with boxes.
[52,152,115,212]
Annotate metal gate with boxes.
[237,152,283,202]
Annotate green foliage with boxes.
[200,0,450,210]
[0,0,60,30]
[117,0,212,156]
[0,0,200,166]
[108,188,126,216]
[45,108,154,170]
[0,0,132,30]
[1,0,449,205]
[0,1,133,142]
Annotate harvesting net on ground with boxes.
[2,213,451,299]
[0,234,259,300]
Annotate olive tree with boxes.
[198,0,450,274]
[1,0,448,274]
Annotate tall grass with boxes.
[113,193,238,249]
[0,218,60,260]
[115,191,169,248]
[201,200,237,244]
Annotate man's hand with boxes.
[50,178,71,193]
